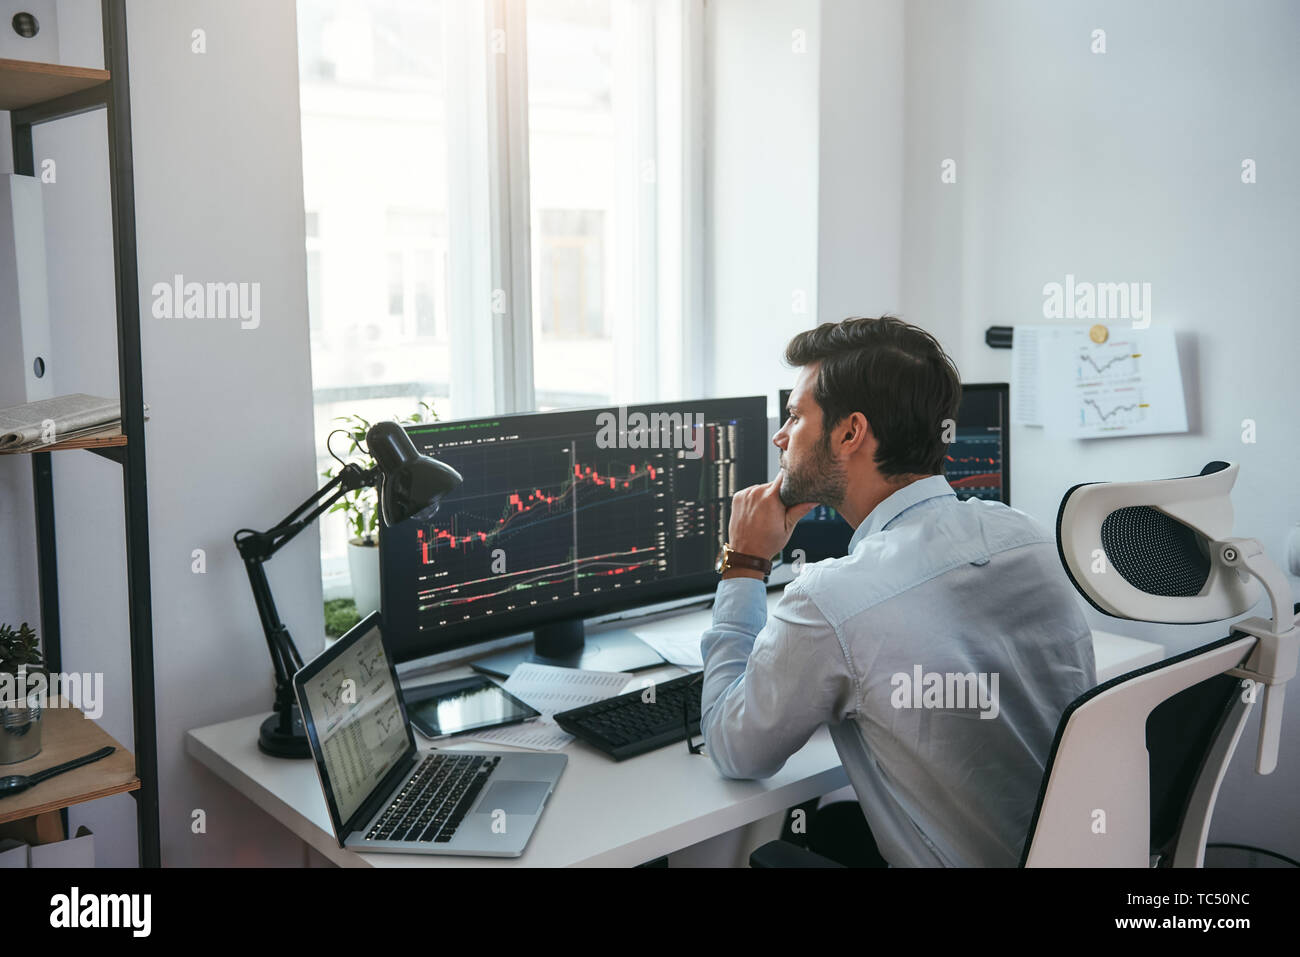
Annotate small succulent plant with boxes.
[0,622,44,679]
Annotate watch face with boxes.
[714,545,729,574]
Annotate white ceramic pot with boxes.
[347,540,381,618]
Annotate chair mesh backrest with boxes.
[1146,673,1239,857]
[1019,625,1266,867]
[1100,506,1210,597]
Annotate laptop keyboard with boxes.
[365,753,500,844]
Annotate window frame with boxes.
[468,0,705,415]
[301,0,707,599]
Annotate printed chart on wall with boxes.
[1011,325,1188,439]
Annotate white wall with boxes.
[899,0,1300,861]
[708,0,1300,860]
[1,0,321,865]
[705,0,820,416]
[126,0,322,866]
[816,0,904,324]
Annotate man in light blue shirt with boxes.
[700,317,1096,867]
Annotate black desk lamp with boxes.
[234,421,462,758]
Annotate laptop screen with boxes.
[298,620,410,826]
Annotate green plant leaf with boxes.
[0,620,44,675]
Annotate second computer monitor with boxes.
[944,383,1011,504]
[380,396,769,671]
[778,383,1010,565]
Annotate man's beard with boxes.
[778,433,847,509]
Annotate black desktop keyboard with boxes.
[366,752,499,844]
[554,672,704,761]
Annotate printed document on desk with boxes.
[462,663,636,752]
[632,627,704,669]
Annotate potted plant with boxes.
[322,401,438,618]
[0,621,44,764]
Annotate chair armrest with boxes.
[749,839,846,868]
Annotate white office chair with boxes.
[752,460,1297,868]
[1022,460,1297,866]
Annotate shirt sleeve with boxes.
[699,576,857,780]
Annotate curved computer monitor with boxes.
[380,396,769,674]
[778,383,1010,565]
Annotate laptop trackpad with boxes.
[474,780,549,815]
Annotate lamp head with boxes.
[365,421,462,526]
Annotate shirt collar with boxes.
[848,474,957,550]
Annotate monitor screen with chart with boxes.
[379,396,770,664]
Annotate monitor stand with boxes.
[471,619,665,679]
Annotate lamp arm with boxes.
[232,462,380,741]
[240,463,379,561]
[241,556,303,731]
[229,424,458,758]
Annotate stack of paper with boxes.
[463,663,639,752]
[632,628,704,669]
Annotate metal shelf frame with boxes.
[7,0,159,867]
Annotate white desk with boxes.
[185,595,1163,867]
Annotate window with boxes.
[297,0,699,598]
[526,0,683,410]
[305,211,322,333]
[385,209,448,340]
[298,0,461,593]
[538,209,605,337]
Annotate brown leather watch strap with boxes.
[726,551,771,574]
[718,544,773,576]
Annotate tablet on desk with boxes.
[401,674,540,740]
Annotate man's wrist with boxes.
[721,567,766,581]
[728,543,771,561]
[716,543,773,581]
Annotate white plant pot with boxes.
[347,540,381,618]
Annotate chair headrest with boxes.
[1056,462,1261,623]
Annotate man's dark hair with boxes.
[784,316,962,478]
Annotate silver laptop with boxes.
[294,613,566,857]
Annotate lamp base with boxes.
[257,707,310,759]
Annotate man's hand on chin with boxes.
[725,475,817,578]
